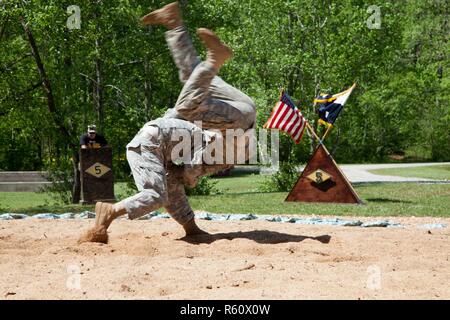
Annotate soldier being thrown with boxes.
[79,2,256,244]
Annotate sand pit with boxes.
[0,216,449,300]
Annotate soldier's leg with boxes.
[195,29,255,109]
[173,29,232,121]
[120,145,168,220]
[164,168,207,236]
[141,4,255,128]
[79,127,168,243]
[173,30,255,130]
[77,201,127,244]
[165,26,201,83]
[140,2,200,82]
[164,25,254,114]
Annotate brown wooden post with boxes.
[79,147,115,205]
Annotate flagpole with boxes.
[305,121,323,144]
[279,87,285,99]
[321,124,333,141]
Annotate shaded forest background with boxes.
[1,0,449,199]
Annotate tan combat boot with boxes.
[140,2,182,29]
[196,28,233,72]
[78,202,117,244]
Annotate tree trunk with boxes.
[20,17,74,146]
[0,16,8,41]
[72,152,81,204]
[93,5,104,131]
[94,40,104,129]
[143,59,152,121]
[21,16,79,203]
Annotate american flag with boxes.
[263,92,307,144]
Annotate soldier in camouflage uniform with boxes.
[79,2,256,244]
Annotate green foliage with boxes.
[185,176,219,196]
[39,158,73,204]
[259,161,299,192]
[115,181,139,200]
[0,0,449,189]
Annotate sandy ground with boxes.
[0,217,449,300]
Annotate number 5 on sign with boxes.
[85,162,110,178]
[67,5,81,30]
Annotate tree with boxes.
[0,0,448,201]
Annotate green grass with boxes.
[369,165,450,180]
[0,182,136,214]
[189,178,450,217]
[0,191,94,214]
[1,173,449,217]
[213,172,264,194]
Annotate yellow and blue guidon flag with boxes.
[315,83,356,127]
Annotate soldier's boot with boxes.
[182,217,208,236]
[78,202,125,244]
[140,2,182,29]
[196,28,233,72]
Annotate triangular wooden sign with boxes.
[286,143,362,204]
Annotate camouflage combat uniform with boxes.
[123,118,222,224]
[122,26,256,225]
[163,26,256,131]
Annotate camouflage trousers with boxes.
[122,125,194,225]
[164,26,256,131]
